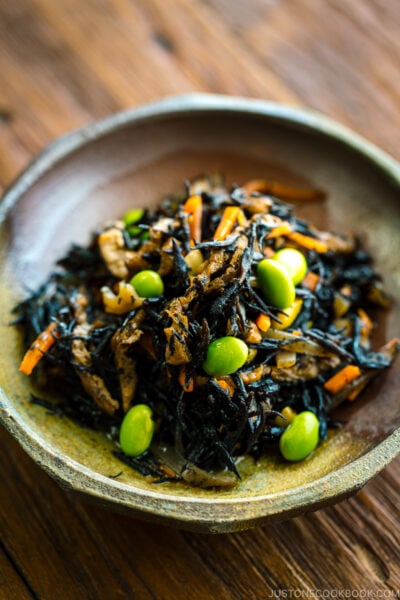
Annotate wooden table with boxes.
[0,1,399,597]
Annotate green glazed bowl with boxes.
[0,94,399,533]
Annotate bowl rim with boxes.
[1,93,399,222]
[1,93,399,528]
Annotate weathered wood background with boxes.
[0,1,399,597]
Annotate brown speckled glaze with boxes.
[0,95,399,533]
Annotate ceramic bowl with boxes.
[0,94,399,533]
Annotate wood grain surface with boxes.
[0,0,399,598]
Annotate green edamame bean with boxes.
[127,225,142,237]
[273,248,308,285]
[203,336,249,377]
[257,258,295,310]
[130,270,164,298]
[123,208,145,227]
[119,404,155,457]
[279,411,319,461]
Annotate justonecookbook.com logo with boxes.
[267,590,400,599]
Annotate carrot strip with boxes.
[288,231,329,253]
[178,366,194,392]
[357,308,373,338]
[214,206,240,240]
[256,313,271,332]
[302,271,319,292]
[324,365,362,395]
[243,179,271,194]
[263,246,275,258]
[266,222,292,239]
[347,382,367,402]
[215,378,235,397]
[183,195,203,244]
[340,285,352,297]
[19,322,60,376]
[243,178,324,202]
[237,208,248,227]
[183,194,200,213]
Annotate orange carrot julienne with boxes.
[255,313,271,332]
[288,231,329,253]
[214,206,240,240]
[183,195,202,244]
[243,178,325,202]
[215,378,235,397]
[302,271,319,292]
[347,382,366,402]
[237,208,247,227]
[263,246,275,258]
[19,322,60,376]
[243,179,271,194]
[340,284,352,297]
[159,463,178,478]
[266,221,292,239]
[178,366,194,392]
[323,365,362,395]
[357,308,373,337]
[183,194,200,213]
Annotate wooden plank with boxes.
[0,429,154,599]
[181,463,400,591]
[0,544,34,600]
[0,0,399,597]
[72,504,235,600]
[1,425,399,597]
[0,0,297,195]
[133,0,297,101]
[204,0,400,159]
[0,0,298,185]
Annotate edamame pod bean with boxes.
[130,270,164,298]
[203,336,249,377]
[127,225,142,237]
[273,248,308,285]
[123,208,145,227]
[279,411,320,461]
[257,258,295,310]
[119,404,155,457]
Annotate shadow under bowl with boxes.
[0,94,399,533]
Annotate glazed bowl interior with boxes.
[0,95,399,532]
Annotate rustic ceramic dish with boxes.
[0,94,399,533]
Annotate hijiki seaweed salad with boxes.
[14,175,399,488]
